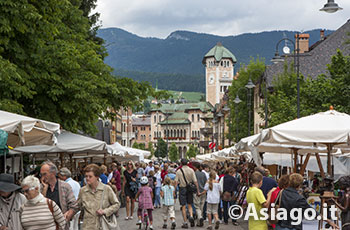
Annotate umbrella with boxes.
[235,109,350,176]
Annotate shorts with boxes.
[207,203,218,215]
[163,205,175,219]
[179,187,193,206]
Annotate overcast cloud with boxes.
[95,0,350,38]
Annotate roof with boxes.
[265,19,350,87]
[150,102,214,125]
[150,102,213,114]
[132,116,151,126]
[159,112,191,125]
[202,42,237,64]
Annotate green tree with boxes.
[155,138,167,158]
[262,50,350,127]
[147,142,155,159]
[186,144,198,159]
[227,57,265,142]
[169,143,179,162]
[132,142,139,149]
[0,0,157,135]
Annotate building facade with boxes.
[149,102,213,157]
[132,115,151,147]
[202,42,237,106]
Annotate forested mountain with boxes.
[98,28,333,92]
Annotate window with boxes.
[192,114,194,122]
[154,115,156,123]
[184,130,186,138]
[192,131,194,137]
[177,130,180,137]
[180,129,183,137]
[159,131,161,138]
[159,115,162,122]
[154,131,156,138]
[197,114,200,122]
[149,135,151,140]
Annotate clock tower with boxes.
[202,42,236,106]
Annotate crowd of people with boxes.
[0,156,349,230]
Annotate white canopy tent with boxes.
[196,146,250,162]
[263,153,348,179]
[107,142,150,162]
[11,130,107,156]
[0,110,60,147]
[235,109,350,176]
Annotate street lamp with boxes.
[245,78,255,136]
[165,112,170,162]
[272,34,300,118]
[216,111,224,148]
[320,0,343,13]
[222,104,231,145]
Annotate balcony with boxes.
[200,140,210,148]
[200,127,213,136]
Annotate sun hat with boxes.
[0,173,21,192]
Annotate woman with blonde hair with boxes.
[78,164,120,230]
[122,160,138,220]
[204,171,222,230]
[20,175,66,230]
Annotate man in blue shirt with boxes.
[255,166,277,198]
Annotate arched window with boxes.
[177,130,180,137]
[164,130,166,137]
[154,115,156,123]
[192,114,194,122]
[170,130,173,137]
[184,130,186,138]
[180,129,183,137]
[197,114,200,122]
[159,115,162,122]
[192,131,194,137]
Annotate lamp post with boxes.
[320,0,343,13]
[216,111,223,148]
[222,104,231,146]
[272,33,300,118]
[165,112,169,162]
[245,76,256,136]
[233,94,242,142]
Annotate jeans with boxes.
[154,187,161,207]
[223,200,236,223]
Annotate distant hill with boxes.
[98,28,333,92]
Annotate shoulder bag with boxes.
[46,199,59,230]
[180,168,197,194]
[99,186,120,230]
[268,189,283,225]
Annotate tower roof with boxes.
[202,42,237,64]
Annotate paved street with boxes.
[117,202,248,230]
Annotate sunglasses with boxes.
[22,187,35,194]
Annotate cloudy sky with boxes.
[95,0,349,38]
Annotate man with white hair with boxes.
[58,168,81,230]
[40,161,79,230]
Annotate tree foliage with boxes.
[169,143,179,162]
[186,144,198,159]
[147,142,155,159]
[227,57,266,142]
[266,50,350,127]
[0,0,158,134]
[132,142,145,150]
[155,138,167,158]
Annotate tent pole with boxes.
[299,153,311,176]
[315,153,325,178]
[60,153,64,169]
[293,148,298,173]
[326,144,333,177]
[104,153,106,165]
[69,154,73,173]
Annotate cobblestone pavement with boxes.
[117,202,248,230]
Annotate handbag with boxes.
[99,186,120,230]
[268,189,283,225]
[180,168,197,194]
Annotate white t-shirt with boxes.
[204,182,221,204]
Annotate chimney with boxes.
[320,29,325,40]
[295,33,309,54]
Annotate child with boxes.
[136,176,154,230]
[148,170,156,205]
[161,177,176,229]
[246,172,273,230]
[204,171,222,230]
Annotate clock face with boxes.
[209,74,214,84]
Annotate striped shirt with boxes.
[21,197,66,230]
